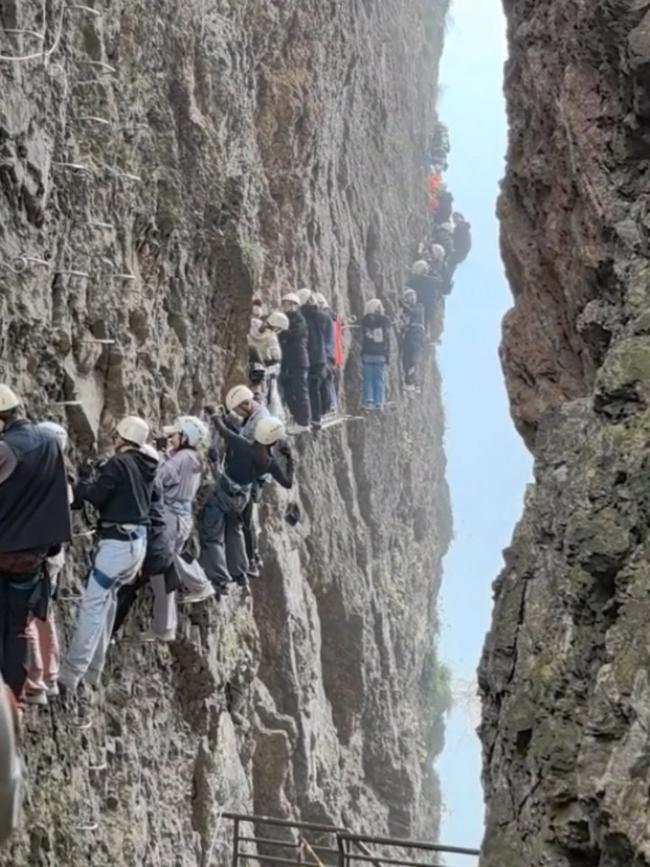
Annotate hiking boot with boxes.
[26,689,48,707]
[212,580,229,599]
[46,683,60,699]
[180,584,216,605]
[247,557,262,579]
[56,681,75,711]
[140,629,176,643]
[234,575,250,597]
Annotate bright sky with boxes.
[434,0,532,859]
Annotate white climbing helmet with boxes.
[281,292,300,306]
[403,288,417,305]
[411,259,429,275]
[225,385,254,413]
[0,385,20,413]
[297,287,312,305]
[313,292,328,309]
[254,416,285,446]
[267,311,289,331]
[37,421,68,451]
[177,415,209,448]
[364,299,383,316]
[116,416,150,446]
[430,244,446,261]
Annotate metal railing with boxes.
[223,812,480,867]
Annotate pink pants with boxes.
[26,612,60,693]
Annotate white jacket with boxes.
[248,319,281,364]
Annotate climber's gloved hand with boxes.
[77,458,96,481]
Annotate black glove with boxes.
[204,404,217,417]
[77,458,96,481]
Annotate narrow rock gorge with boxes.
[481,2,650,865]
[0,1,452,865]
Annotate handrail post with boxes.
[337,833,346,867]
[232,818,240,867]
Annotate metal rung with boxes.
[346,854,445,867]
[237,852,317,867]
[339,834,479,858]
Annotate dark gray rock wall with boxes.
[0,1,451,865]
[481,2,650,865]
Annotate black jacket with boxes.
[361,313,391,361]
[0,419,72,554]
[452,221,472,263]
[279,310,309,371]
[400,303,426,348]
[407,272,443,307]
[302,305,329,366]
[74,447,158,526]
[214,417,294,488]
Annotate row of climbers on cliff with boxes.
[0,383,294,716]
[246,290,343,436]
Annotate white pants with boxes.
[60,533,146,689]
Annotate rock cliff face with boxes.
[0,2,451,865]
[481,2,650,865]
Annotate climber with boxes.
[450,212,472,266]
[144,415,214,641]
[0,386,71,710]
[361,300,391,409]
[302,291,331,432]
[433,221,455,259]
[399,289,426,390]
[408,250,445,334]
[314,292,338,415]
[247,310,288,415]
[113,444,174,641]
[0,674,21,845]
[223,385,270,578]
[24,421,72,706]
[279,293,311,434]
[198,415,294,595]
[433,188,454,226]
[58,416,156,694]
[248,310,287,368]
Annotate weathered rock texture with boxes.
[0,1,451,865]
[481,2,650,865]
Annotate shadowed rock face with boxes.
[0,1,452,864]
[481,2,650,865]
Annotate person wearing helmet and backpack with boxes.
[361,299,391,409]
[279,293,310,433]
[24,421,72,706]
[199,414,294,595]
[302,291,332,431]
[222,387,269,578]
[146,415,214,640]
[0,386,72,712]
[58,416,156,695]
[112,443,175,641]
[399,289,426,391]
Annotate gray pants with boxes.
[60,532,146,689]
[199,483,249,587]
